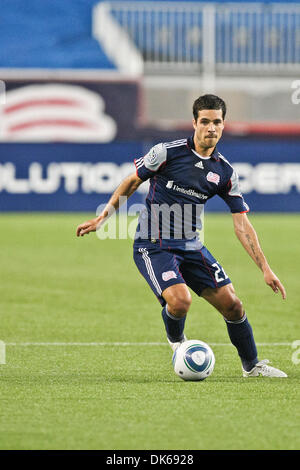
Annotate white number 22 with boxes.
[212,262,229,283]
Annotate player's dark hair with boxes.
[193,94,226,121]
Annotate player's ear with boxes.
[192,118,197,130]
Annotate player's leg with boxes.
[161,283,192,348]
[162,283,192,318]
[180,248,259,371]
[133,244,190,348]
[199,283,242,320]
[200,285,287,377]
[200,284,258,372]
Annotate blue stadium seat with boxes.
[0,0,116,69]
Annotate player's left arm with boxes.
[232,212,286,299]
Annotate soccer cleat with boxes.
[242,359,287,378]
[167,334,187,352]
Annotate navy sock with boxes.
[225,313,258,372]
[161,305,186,342]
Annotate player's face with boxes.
[193,109,224,152]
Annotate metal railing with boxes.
[102,2,300,74]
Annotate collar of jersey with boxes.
[191,149,211,160]
[187,134,220,161]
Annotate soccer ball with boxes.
[172,339,215,381]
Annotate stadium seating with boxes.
[0,0,116,68]
[0,0,298,70]
[110,2,299,69]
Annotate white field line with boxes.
[5,342,291,347]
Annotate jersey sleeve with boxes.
[218,168,250,213]
[134,143,167,181]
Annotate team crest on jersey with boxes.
[162,271,177,281]
[206,171,220,185]
[147,149,158,165]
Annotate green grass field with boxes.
[0,213,299,450]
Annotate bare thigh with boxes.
[201,283,244,321]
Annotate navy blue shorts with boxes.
[133,241,231,306]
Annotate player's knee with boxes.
[167,293,192,318]
[222,296,243,322]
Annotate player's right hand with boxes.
[76,217,100,237]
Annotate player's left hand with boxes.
[263,268,286,299]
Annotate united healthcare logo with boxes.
[0,84,117,142]
[166,180,208,200]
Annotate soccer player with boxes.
[76,94,287,378]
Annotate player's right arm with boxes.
[76,143,167,237]
[76,172,143,237]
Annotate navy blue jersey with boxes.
[134,135,249,247]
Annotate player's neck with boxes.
[193,136,215,157]
[193,144,215,157]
